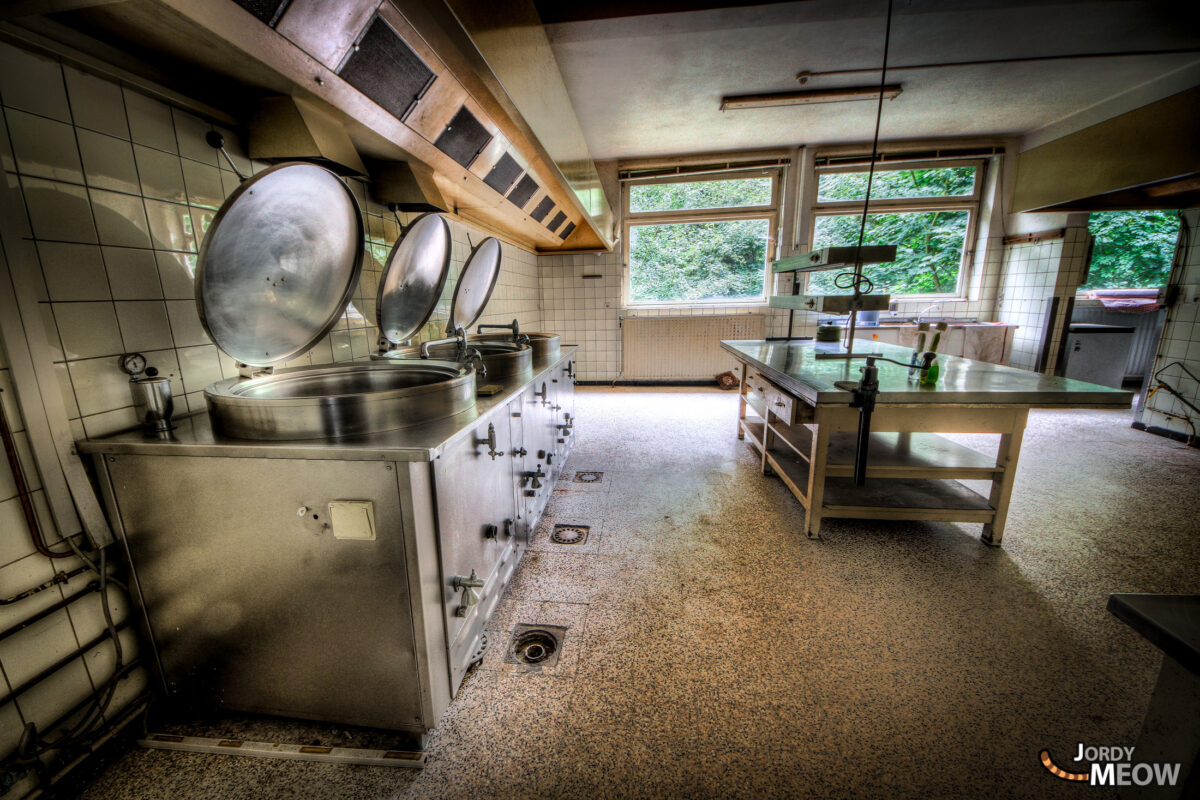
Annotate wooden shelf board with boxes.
[764,446,811,508]
[741,419,765,452]
[766,425,999,478]
[822,477,993,512]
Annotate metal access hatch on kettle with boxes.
[196,162,364,369]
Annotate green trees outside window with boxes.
[809,166,976,296]
[628,219,769,303]
[1083,210,1180,290]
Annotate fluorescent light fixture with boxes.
[720,85,902,110]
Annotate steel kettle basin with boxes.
[204,360,475,440]
[470,331,561,361]
[383,340,534,383]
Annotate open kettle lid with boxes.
[376,212,452,346]
[195,162,364,368]
[449,237,502,335]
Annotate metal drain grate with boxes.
[504,624,567,669]
[573,471,603,483]
[468,633,489,668]
[551,524,589,545]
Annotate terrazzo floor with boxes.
[77,387,1200,799]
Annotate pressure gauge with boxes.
[118,352,147,376]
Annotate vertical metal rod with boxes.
[846,0,895,360]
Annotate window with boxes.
[624,173,778,306]
[806,162,982,297]
[1081,210,1180,290]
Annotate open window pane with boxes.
[817,166,976,203]
[808,210,968,296]
[1082,210,1179,290]
[629,219,769,303]
[629,177,772,213]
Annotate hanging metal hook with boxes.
[204,130,248,182]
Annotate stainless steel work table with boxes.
[721,339,1132,545]
[76,349,577,462]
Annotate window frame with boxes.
[806,158,985,299]
[622,169,780,308]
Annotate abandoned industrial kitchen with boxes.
[0,0,1197,798]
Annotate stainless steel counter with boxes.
[721,339,1132,408]
[77,348,577,461]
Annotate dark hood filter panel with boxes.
[546,210,566,232]
[339,16,435,123]
[507,174,539,209]
[529,196,555,223]
[435,106,492,168]
[483,152,523,195]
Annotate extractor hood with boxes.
[8,0,614,252]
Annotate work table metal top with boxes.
[721,339,1133,408]
[77,347,577,462]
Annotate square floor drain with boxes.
[504,624,567,669]
[550,524,590,545]
[573,471,603,484]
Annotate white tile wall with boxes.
[1142,208,1200,438]
[0,41,541,777]
[994,222,1089,372]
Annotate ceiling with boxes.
[537,0,1200,159]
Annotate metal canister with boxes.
[816,324,842,342]
[131,376,175,434]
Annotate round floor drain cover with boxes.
[574,471,602,483]
[510,629,558,665]
[551,525,589,545]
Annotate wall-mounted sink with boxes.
[205,361,475,440]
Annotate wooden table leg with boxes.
[736,361,747,439]
[981,408,1028,546]
[805,416,830,540]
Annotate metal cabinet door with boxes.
[506,394,533,545]
[434,416,518,649]
[519,382,554,527]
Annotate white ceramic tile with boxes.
[53,302,123,360]
[114,300,174,352]
[103,247,162,300]
[123,88,175,152]
[0,42,69,121]
[190,206,215,246]
[140,348,183,397]
[0,496,36,566]
[52,362,79,419]
[37,242,109,302]
[38,304,62,360]
[13,659,95,735]
[165,299,210,347]
[181,159,224,209]
[176,344,223,393]
[77,130,139,195]
[6,109,82,184]
[173,109,217,165]
[90,189,150,248]
[21,178,97,244]
[134,144,186,203]
[66,356,133,417]
[155,250,196,299]
[63,64,129,139]
[0,603,80,687]
[144,199,195,252]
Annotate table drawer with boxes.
[764,386,797,425]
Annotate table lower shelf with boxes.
[740,417,997,524]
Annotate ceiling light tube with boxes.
[720,85,902,110]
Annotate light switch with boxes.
[328,500,376,541]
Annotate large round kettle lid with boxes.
[448,236,502,334]
[376,212,451,345]
[195,163,364,368]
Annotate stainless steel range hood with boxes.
[250,96,367,176]
[8,0,614,252]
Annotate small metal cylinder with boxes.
[132,377,175,434]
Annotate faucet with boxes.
[916,303,942,324]
[477,318,523,344]
[420,326,469,359]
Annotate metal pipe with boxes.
[0,582,99,642]
[0,387,72,558]
[799,47,1200,80]
[0,619,131,708]
[0,565,89,606]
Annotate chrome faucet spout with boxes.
[916,303,942,324]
